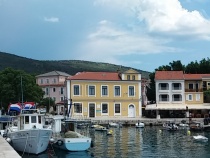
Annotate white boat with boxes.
[5,104,52,154]
[109,122,121,128]
[92,124,107,131]
[193,135,208,141]
[50,115,92,151]
[135,122,145,128]
[163,121,178,131]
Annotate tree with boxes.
[0,68,44,109]
[169,60,185,71]
[39,97,55,113]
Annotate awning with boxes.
[145,103,210,110]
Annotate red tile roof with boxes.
[67,72,121,81]
[184,74,210,80]
[155,71,184,80]
[155,71,210,80]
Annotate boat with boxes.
[50,115,92,151]
[189,121,203,132]
[109,122,121,128]
[193,135,208,142]
[135,122,145,128]
[179,120,189,127]
[5,102,53,154]
[94,125,108,131]
[163,121,178,131]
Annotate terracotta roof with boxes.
[184,74,210,80]
[155,71,210,80]
[155,71,184,80]
[67,72,121,81]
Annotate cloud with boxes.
[77,20,179,65]
[94,0,210,40]
[44,17,59,23]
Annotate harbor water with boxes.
[20,126,210,158]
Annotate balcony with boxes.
[185,88,203,92]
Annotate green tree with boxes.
[0,68,44,109]
[39,97,55,113]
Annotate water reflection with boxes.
[21,126,210,158]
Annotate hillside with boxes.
[0,52,150,78]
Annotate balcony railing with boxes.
[185,88,203,92]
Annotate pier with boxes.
[0,136,21,158]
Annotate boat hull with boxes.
[54,137,91,151]
[8,129,52,154]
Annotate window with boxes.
[46,79,49,84]
[129,86,135,96]
[114,86,121,96]
[53,78,56,83]
[46,87,49,95]
[173,94,182,101]
[89,86,95,96]
[189,83,193,89]
[40,79,43,84]
[102,103,108,113]
[102,86,108,96]
[60,87,64,95]
[25,116,29,124]
[187,94,193,101]
[74,85,80,95]
[159,94,169,101]
[74,103,82,113]
[115,104,121,114]
[196,94,200,101]
[60,97,64,101]
[132,75,135,80]
[53,88,56,92]
[127,75,130,80]
[173,83,181,90]
[38,116,41,124]
[160,83,169,90]
[31,116,37,123]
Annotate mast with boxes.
[21,75,23,108]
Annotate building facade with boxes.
[65,69,143,118]
[146,71,210,118]
[36,71,71,114]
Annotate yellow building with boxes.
[66,69,142,118]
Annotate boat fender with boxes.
[57,140,63,146]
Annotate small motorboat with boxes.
[193,135,208,142]
[109,122,120,128]
[92,125,107,131]
[179,120,189,127]
[135,122,145,128]
[163,121,178,131]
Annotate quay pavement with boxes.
[72,116,203,126]
[0,136,21,158]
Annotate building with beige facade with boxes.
[65,69,143,118]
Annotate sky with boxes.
[0,0,210,72]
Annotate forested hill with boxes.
[0,52,150,78]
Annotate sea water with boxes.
[21,126,210,158]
